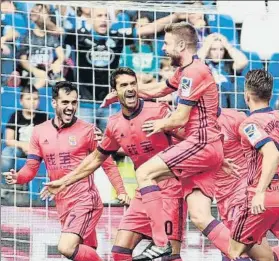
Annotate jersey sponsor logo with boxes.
[68,136,77,146]
[243,124,262,144]
[43,139,49,144]
[179,77,193,97]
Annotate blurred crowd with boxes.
[1,0,279,204]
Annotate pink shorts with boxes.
[158,139,223,179]
[231,190,279,245]
[218,203,241,230]
[60,199,103,248]
[118,197,187,241]
[182,171,215,200]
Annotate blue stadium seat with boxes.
[206,14,238,44]
[270,79,279,109]
[268,53,279,78]
[241,52,264,76]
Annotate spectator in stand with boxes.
[120,12,157,84]
[198,32,248,108]
[1,0,27,86]
[157,58,177,104]
[176,0,210,46]
[72,7,183,130]
[1,86,48,173]
[15,4,65,89]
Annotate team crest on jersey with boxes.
[180,77,193,97]
[243,124,262,144]
[68,136,77,146]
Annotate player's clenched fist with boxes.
[117,193,131,206]
[2,169,18,184]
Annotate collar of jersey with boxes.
[51,116,78,130]
[179,54,199,71]
[122,99,144,120]
[250,106,273,115]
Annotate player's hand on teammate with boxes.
[142,119,165,137]
[100,90,118,108]
[2,169,18,184]
[117,193,131,206]
[222,158,241,178]
[251,191,266,215]
[94,127,103,142]
[40,180,66,201]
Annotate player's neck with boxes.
[22,109,34,120]
[122,99,140,117]
[181,52,195,67]
[249,102,270,113]
[54,116,65,128]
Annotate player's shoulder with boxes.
[143,101,172,115]
[221,108,247,120]
[106,111,123,131]
[33,119,52,133]
[182,56,211,78]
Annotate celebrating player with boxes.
[40,67,186,261]
[128,21,224,251]
[102,22,237,259]
[228,69,279,259]
[3,81,129,261]
[216,107,279,261]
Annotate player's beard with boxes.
[169,53,182,67]
[57,108,76,125]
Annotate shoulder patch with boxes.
[243,123,262,144]
[179,77,193,97]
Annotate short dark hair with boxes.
[245,69,273,102]
[110,67,137,90]
[164,22,198,50]
[20,85,38,99]
[52,81,78,99]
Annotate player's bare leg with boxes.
[136,155,175,249]
[248,238,276,261]
[112,230,143,261]
[228,239,251,260]
[187,190,241,259]
[58,233,102,261]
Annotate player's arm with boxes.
[102,157,126,195]
[61,148,109,187]
[138,81,175,99]
[136,13,179,36]
[257,141,279,193]
[3,128,42,184]
[143,69,209,135]
[240,121,279,214]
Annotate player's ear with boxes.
[51,98,57,109]
[178,40,186,52]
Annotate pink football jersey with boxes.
[98,100,182,198]
[166,55,220,143]
[239,107,279,189]
[28,118,106,218]
[215,108,248,207]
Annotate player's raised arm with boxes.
[3,127,42,185]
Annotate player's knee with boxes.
[228,243,243,260]
[189,210,213,231]
[58,241,78,258]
